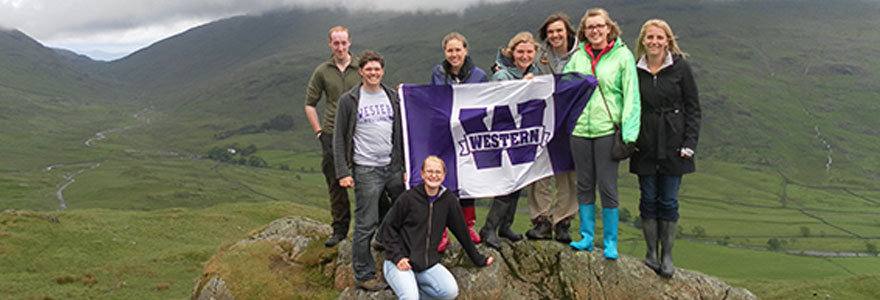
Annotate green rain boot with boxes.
[569,204,595,251]
[602,208,619,259]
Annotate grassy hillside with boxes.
[1,0,880,299]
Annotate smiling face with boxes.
[513,41,536,72]
[641,25,669,57]
[420,158,446,190]
[584,15,609,49]
[444,38,467,70]
[358,60,384,90]
[546,20,568,50]
[328,30,350,61]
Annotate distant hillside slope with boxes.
[0,29,114,97]
[0,30,132,171]
[85,0,880,186]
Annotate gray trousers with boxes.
[570,135,619,209]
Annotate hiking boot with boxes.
[554,218,572,244]
[355,278,388,291]
[526,216,553,240]
[324,233,345,247]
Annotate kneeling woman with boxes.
[380,156,494,299]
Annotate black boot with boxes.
[325,231,346,247]
[325,224,348,247]
[659,220,677,278]
[642,218,660,272]
[498,193,523,242]
[526,216,553,240]
[479,197,507,250]
[554,217,572,243]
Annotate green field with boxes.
[2,0,880,299]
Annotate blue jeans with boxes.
[383,260,458,300]
[352,165,404,282]
[638,175,682,221]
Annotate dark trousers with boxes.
[638,175,682,221]
[320,133,351,235]
[570,135,619,209]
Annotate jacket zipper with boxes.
[426,201,434,266]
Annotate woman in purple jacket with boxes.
[430,32,488,252]
[430,32,489,85]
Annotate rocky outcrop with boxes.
[192,216,758,300]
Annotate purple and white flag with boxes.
[400,73,597,198]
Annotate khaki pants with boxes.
[527,171,577,225]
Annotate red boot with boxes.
[463,205,482,244]
[437,229,450,252]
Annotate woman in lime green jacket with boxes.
[563,8,640,259]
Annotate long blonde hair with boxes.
[576,8,621,46]
[636,19,687,59]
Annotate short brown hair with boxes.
[576,8,622,45]
[538,13,575,42]
[328,26,349,39]
[442,32,468,49]
[358,50,384,69]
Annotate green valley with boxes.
[1,0,879,299]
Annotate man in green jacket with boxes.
[304,26,362,247]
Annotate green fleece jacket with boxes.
[563,38,640,142]
[304,55,361,133]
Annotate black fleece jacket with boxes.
[379,184,488,272]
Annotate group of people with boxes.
[304,7,700,299]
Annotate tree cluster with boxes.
[214,114,295,139]
[206,143,268,168]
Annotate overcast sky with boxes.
[0,0,516,61]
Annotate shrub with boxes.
[767,238,782,250]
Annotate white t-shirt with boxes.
[353,87,394,167]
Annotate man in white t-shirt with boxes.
[333,50,404,291]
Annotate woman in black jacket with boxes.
[380,156,494,299]
[630,19,700,278]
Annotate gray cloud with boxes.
[0,0,517,60]
[1,0,518,40]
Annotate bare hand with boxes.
[397,258,411,271]
[403,172,408,183]
[523,73,535,80]
[339,176,354,188]
[486,256,494,266]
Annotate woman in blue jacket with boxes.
[478,32,541,250]
[431,32,489,85]
[430,32,488,252]
[631,19,700,278]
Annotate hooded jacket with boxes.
[491,47,542,81]
[430,56,489,85]
[630,53,700,175]
[332,83,404,179]
[535,35,578,75]
[563,37,640,142]
[379,184,488,272]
